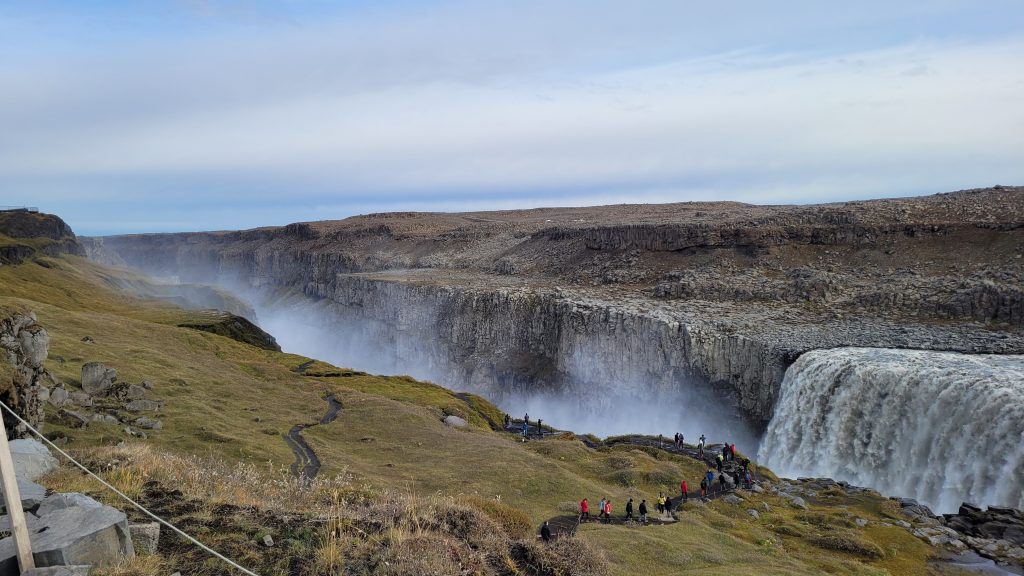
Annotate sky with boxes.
[1,1,1023,235]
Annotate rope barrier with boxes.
[0,400,260,576]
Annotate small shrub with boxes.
[463,496,532,539]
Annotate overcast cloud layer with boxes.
[2,0,1023,234]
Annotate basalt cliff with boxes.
[82,186,1024,429]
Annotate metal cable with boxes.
[0,400,260,576]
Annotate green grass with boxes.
[0,254,955,575]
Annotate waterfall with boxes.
[759,348,1024,514]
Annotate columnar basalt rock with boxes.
[0,311,57,437]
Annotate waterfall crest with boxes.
[759,348,1024,514]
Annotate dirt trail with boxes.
[284,394,342,480]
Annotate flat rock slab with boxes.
[0,504,134,575]
[0,477,47,514]
[443,415,468,428]
[36,493,103,517]
[9,439,58,482]
[22,567,91,576]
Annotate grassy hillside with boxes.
[0,255,963,575]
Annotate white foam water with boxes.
[759,347,1024,514]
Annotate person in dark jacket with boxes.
[716,454,724,472]
[537,419,543,438]
[639,499,648,523]
[700,478,708,498]
[718,472,727,492]
[705,469,714,492]
[732,470,740,487]
[625,498,634,521]
[540,521,551,542]
[664,496,673,518]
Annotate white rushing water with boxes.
[759,348,1024,514]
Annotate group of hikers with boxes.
[504,413,546,439]
[544,435,759,541]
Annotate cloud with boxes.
[0,1,1022,234]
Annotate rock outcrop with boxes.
[0,311,57,437]
[0,211,85,263]
[178,313,280,351]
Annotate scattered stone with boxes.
[747,509,760,520]
[67,392,93,408]
[722,494,744,505]
[47,387,69,408]
[129,522,160,554]
[81,336,94,343]
[133,417,162,430]
[855,518,869,527]
[749,483,764,493]
[896,520,912,529]
[123,426,146,439]
[789,497,808,510]
[91,413,120,425]
[443,415,468,428]
[122,384,146,401]
[140,380,153,390]
[262,534,274,547]
[9,438,58,481]
[81,362,117,396]
[761,502,771,513]
[57,409,90,429]
[36,493,103,517]
[124,399,163,412]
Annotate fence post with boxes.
[0,414,35,572]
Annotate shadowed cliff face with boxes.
[80,187,1024,436]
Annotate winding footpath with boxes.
[284,394,343,480]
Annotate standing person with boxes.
[504,414,510,429]
[540,521,551,542]
[598,498,606,521]
[524,413,530,431]
[700,477,708,498]
[716,453,724,472]
[580,498,589,520]
[681,479,689,502]
[718,472,727,493]
[730,443,737,462]
[722,445,730,462]
[679,433,684,447]
[664,496,673,518]
[639,499,648,523]
[537,419,543,438]
[656,492,665,514]
[604,499,612,523]
[625,498,634,521]
[706,470,714,494]
[522,421,529,438]
[732,470,740,487]
[744,470,753,488]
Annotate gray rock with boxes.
[9,439,58,482]
[129,522,159,554]
[67,392,93,408]
[81,362,116,396]
[0,513,41,533]
[789,496,808,510]
[57,409,90,428]
[90,413,120,425]
[122,427,146,439]
[749,483,764,493]
[133,417,162,430]
[124,400,162,412]
[0,477,48,514]
[262,534,274,547]
[123,385,146,400]
[855,517,869,527]
[36,493,103,517]
[747,509,760,519]
[140,380,153,390]
[17,327,49,369]
[0,504,135,571]
[47,387,68,408]
[722,494,744,505]
[21,566,92,576]
[761,502,771,513]
[443,415,468,428]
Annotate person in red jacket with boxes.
[603,499,612,523]
[730,443,737,461]
[680,479,689,502]
[580,498,589,520]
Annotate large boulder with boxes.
[0,505,134,574]
[35,493,102,517]
[9,439,58,482]
[443,415,468,428]
[80,363,116,396]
